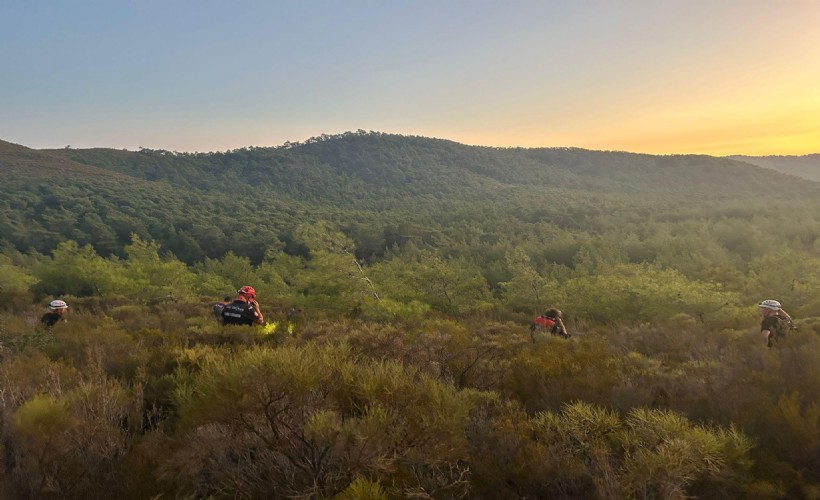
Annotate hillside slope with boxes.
[0,139,141,181]
[39,132,819,199]
[3,132,819,263]
[728,154,820,182]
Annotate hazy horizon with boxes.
[2,1,819,156]
[4,132,820,159]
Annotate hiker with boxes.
[532,308,570,339]
[41,299,69,327]
[212,295,232,324]
[220,286,265,326]
[759,299,795,348]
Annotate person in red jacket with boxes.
[220,286,265,326]
[532,308,569,339]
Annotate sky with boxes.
[2,1,819,156]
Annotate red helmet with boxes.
[238,285,256,298]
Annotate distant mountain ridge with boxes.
[13,131,818,199]
[2,132,819,262]
[0,139,138,181]
[727,154,820,182]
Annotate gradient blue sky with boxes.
[2,1,819,155]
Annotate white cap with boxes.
[49,299,68,310]
[759,299,781,311]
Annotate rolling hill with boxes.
[2,132,818,263]
[728,154,820,182]
[0,139,140,181]
[33,132,819,198]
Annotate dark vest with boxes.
[221,300,259,326]
[41,312,62,327]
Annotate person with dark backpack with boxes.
[221,286,265,326]
[41,299,69,327]
[759,299,795,348]
[531,308,570,339]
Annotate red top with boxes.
[534,316,555,328]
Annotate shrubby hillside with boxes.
[1,132,819,498]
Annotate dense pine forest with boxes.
[1,131,819,499]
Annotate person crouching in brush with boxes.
[221,286,265,326]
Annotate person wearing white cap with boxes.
[41,299,69,327]
[759,299,794,348]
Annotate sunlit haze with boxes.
[2,1,819,155]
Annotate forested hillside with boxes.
[3,131,819,263]
[1,131,819,498]
[729,153,820,182]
